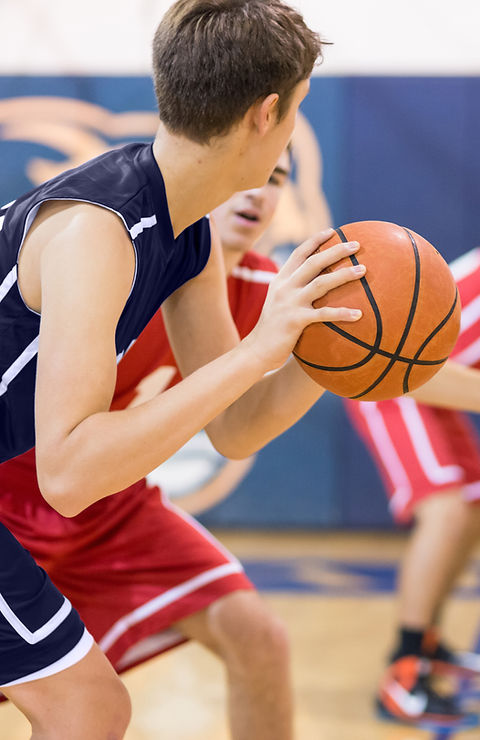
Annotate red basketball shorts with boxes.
[344,397,480,523]
[0,479,253,673]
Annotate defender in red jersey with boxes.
[345,248,480,727]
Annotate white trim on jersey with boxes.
[129,214,157,240]
[0,334,39,397]
[99,561,244,654]
[0,594,72,645]
[231,265,276,284]
[0,265,17,304]
[0,200,15,233]
[0,628,94,687]
[15,197,141,315]
[0,197,153,397]
[396,398,463,485]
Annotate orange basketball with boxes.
[293,221,461,401]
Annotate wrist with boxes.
[238,332,275,378]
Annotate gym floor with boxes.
[2,531,480,740]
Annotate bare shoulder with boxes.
[19,200,134,313]
[33,200,130,253]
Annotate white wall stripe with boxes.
[0,335,39,397]
[397,398,462,485]
[1,629,94,687]
[231,265,276,285]
[130,214,157,240]
[0,595,72,645]
[99,561,243,653]
[0,265,17,303]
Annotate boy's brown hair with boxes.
[152,0,324,144]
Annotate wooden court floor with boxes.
[2,531,480,740]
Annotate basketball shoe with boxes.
[422,627,480,678]
[377,655,466,726]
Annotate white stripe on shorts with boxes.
[454,337,480,367]
[99,561,244,654]
[396,397,463,485]
[0,628,94,687]
[0,594,72,645]
[116,629,184,671]
[357,401,413,518]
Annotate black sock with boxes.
[390,627,425,662]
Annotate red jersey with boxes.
[449,247,480,366]
[112,250,278,409]
[344,247,480,523]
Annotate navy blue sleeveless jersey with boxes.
[0,143,211,463]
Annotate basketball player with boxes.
[0,149,297,738]
[345,247,480,727]
[0,1,366,736]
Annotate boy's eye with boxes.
[269,175,282,186]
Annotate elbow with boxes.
[38,471,85,518]
[208,433,257,461]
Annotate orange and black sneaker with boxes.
[423,627,480,678]
[377,655,468,728]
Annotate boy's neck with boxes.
[152,124,249,238]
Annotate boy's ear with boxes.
[251,93,280,136]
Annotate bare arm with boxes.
[407,360,480,413]
[163,223,355,459]
[33,205,362,515]
[203,357,324,459]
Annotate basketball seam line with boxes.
[294,225,453,400]
[403,287,459,392]
[348,227,421,398]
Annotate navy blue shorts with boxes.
[0,522,93,687]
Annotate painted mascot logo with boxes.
[0,95,331,249]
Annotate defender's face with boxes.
[213,148,290,255]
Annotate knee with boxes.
[208,592,291,675]
[63,673,131,739]
[27,675,131,740]
[100,675,132,737]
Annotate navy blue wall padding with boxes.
[0,75,478,528]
